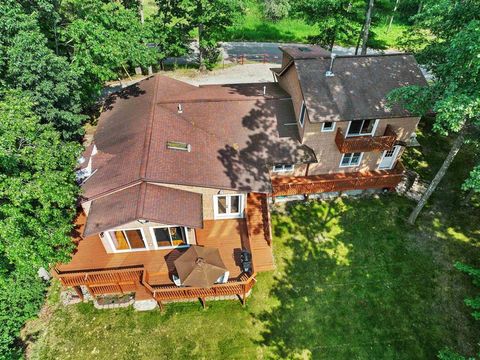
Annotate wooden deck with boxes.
[53,195,274,306]
[272,162,405,196]
[56,215,251,283]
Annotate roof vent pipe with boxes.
[263,86,266,95]
[177,104,183,113]
[325,53,336,77]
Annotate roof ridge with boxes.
[139,75,160,180]
[135,182,147,220]
[295,53,413,60]
[156,97,290,104]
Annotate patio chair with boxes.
[216,271,229,284]
[172,274,182,287]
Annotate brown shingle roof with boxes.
[81,76,315,200]
[295,54,428,122]
[83,183,203,236]
[279,46,332,60]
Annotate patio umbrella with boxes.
[174,245,228,288]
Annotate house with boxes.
[52,46,427,309]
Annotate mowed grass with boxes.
[25,117,480,359]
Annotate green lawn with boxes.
[144,0,415,49]
[224,0,412,50]
[24,118,480,359]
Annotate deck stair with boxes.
[245,193,275,272]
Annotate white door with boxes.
[378,146,400,170]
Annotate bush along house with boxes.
[52,46,427,310]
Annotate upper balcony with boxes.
[335,125,398,153]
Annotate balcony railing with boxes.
[335,125,397,153]
[272,162,405,196]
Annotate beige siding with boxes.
[277,65,308,140]
[272,117,420,176]
[306,117,420,175]
[154,183,246,220]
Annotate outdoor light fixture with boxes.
[138,219,149,224]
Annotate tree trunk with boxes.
[462,189,475,206]
[198,23,206,71]
[417,0,423,15]
[387,0,400,33]
[407,126,467,224]
[138,0,144,24]
[361,0,375,55]
[355,23,365,55]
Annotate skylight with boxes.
[166,141,191,152]
[298,47,312,52]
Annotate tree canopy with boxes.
[387,0,480,224]
[293,0,366,50]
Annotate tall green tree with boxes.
[0,0,85,140]
[149,0,194,67]
[294,0,365,50]
[0,91,81,270]
[389,2,480,224]
[0,91,81,357]
[59,0,157,104]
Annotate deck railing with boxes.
[53,265,257,307]
[335,125,397,153]
[272,162,405,197]
[144,272,257,308]
[52,265,144,287]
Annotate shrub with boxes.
[264,0,290,21]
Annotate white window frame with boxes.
[378,145,401,170]
[272,164,295,173]
[299,101,306,128]
[105,228,148,253]
[339,152,364,168]
[321,121,336,132]
[346,119,379,137]
[213,194,245,219]
[150,226,190,250]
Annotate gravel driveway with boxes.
[170,63,277,86]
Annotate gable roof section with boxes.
[295,54,428,122]
[83,183,203,236]
[81,76,316,200]
[279,46,332,60]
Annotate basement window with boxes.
[166,141,191,152]
[272,164,294,173]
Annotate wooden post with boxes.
[241,285,246,306]
[157,300,164,311]
[199,297,206,309]
[85,285,95,298]
[73,286,84,301]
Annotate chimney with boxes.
[325,53,336,77]
[177,103,183,113]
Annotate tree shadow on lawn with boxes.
[256,196,479,359]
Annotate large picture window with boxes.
[150,226,189,248]
[213,194,245,219]
[347,119,378,137]
[107,229,147,252]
